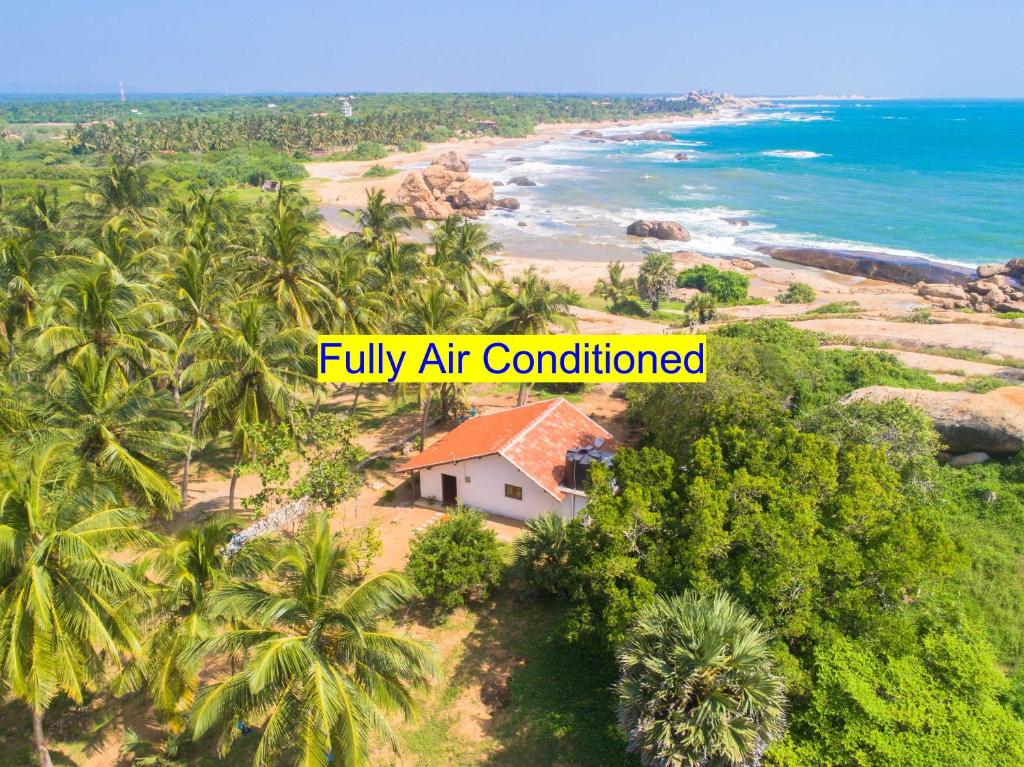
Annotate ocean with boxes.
[467,99,1024,267]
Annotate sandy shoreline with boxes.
[300,108,1015,329]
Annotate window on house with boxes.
[504,484,523,500]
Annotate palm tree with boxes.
[636,252,676,312]
[34,263,174,376]
[190,512,437,767]
[344,187,414,247]
[591,261,637,307]
[32,351,187,512]
[399,284,480,449]
[70,162,161,230]
[0,444,155,767]
[143,516,273,732]
[686,292,717,324]
[369,233,425,304]
[513,512,570,597]
[239,186,333,329]
[183,299,317,511]
[487,267,577,405]
[615,591,786,767]
[429,216,500,302]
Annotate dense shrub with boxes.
[676,264,750,303]
[339,141,389,161]
[778,281,816,303]
[406,507,505,610]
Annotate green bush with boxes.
[778,281,816,304]
[398,139,424,153]
[361,164,398,178]
[406,507,505,610]
[676,264,750,303]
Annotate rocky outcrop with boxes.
[506,156,524,164]
[752,244,975,286]
[495,198,520,210]
[449,178,494,211]
[606,130,675,142]
[841,385,1024,454]
[575,129,604,139]
[394,152,495,220]
[674,152,689,161]
[507,176,537,187]
[626,220,691,241]
[1006,259,1024,279]
[917,260,1024,312]
[722,217,750,227]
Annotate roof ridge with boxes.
[498,397,565,455]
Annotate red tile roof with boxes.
[398,398,613,500]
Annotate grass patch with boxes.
[803,300,862,317]
[996,311,1024,320]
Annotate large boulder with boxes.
[507,176,537,187]
[607,130,674,142]
[448,178,494,211]
[495,197,520,210]
[436,150,469,174]
[626,219,691,242]
[576,129,604,139]
[395,171,433,206]
[422,164,457,193]
[977,263,1006,278]
[1005,258,1024,278]
[411,199,456,220]
[918,283,968,301]
[841,386,1024,454]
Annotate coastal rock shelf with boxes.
[626,219,691,241]
[751,243,975,287]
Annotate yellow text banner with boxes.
[317,335,706,384]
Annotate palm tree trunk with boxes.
[419,385,431,453]
[228,447,241,512]
[516,382,531,407]
[32,708,53,767]
[180,400,203,504]
[348,383,363,415]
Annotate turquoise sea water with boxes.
[472,99,1024,266]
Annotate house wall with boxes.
[417,454,586,521]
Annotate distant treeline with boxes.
[2,93,714,158]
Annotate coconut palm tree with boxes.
[615,591,786,767]
[429,216,501,303]
[70,162,161,231]
[30,351,187,512]
[487,267,577,405]
[369,233,425,305]
[344,187,414,247]
[143,516,274,732]
[190,512,437,767]
[399,284,481,449]
[34,263,174,376]
[239,186,333,330]
[591,260,637,307]
[0,444,155,767]
[183,299,317,511]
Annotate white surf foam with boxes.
[762,150,828,159]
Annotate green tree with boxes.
[513,512,571,597]
[636,252,676,312]
[777,282,815,304]
[191,512,437,767]
[344,187,414,247]
[406,507,506,611]
[184,299,317,510]
[487,267,577,405]
[686,291,718,323]
[0,445,154,767]
[616,591,786,767]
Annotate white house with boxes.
[398,398,614,521]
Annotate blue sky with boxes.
[3,0,1022,95]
